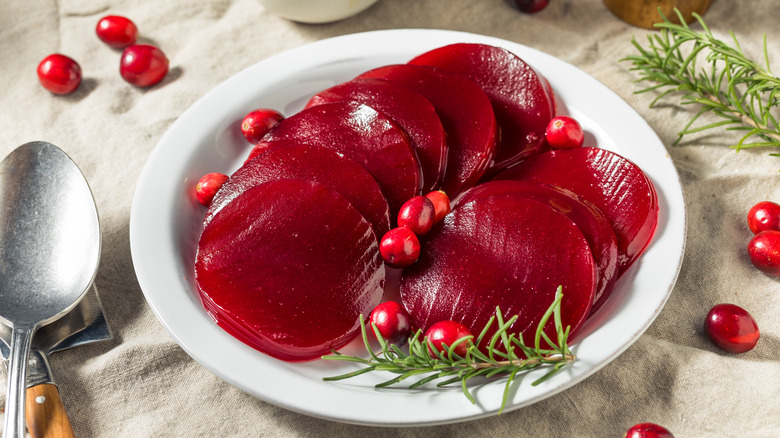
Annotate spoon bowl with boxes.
[0,142,100,438]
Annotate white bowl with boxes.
[258,0,379,23]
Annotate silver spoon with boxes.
[0,142,100,438]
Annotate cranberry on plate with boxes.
[425,320,472,357]
[368,301,412,345]
[545,116,584,149]
[397,195,435,236]
[241,109,284,144]
[120,44,169,87]
[379,227,420,268]
[195,173,228,206]
[37,54,81,95]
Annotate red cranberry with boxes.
[624,423,674,438]
[397,195,435,236]
[747,230,780,276]
[120,44,169,87]
[704,304,759,354]
[241,109,284,144]
[36,54,81,95]
[424,190,451,224]
[545,116,584,149]
[515,0,550,14]
[379,227,420,268]
[368,301,412,345]
[747,201,780,234]
[425,321,472,357]
[195,173,228,206]
[96,15,138,49]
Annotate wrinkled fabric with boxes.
[0,0,778,436]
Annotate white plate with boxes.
[129,29,686,426]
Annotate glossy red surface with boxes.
[368,301,412,345]
[95,15,138,49]
[397,195,435,236]
[120,44,169,87]
[250,101,420,215]
[241,109,284,144]
[456,180,618,314]
[494,147,658,276]
[704,304,760,354]
[305,78,447,192]
[195,179,385,362]
[36,54,82,95]
[625,423,675,438]
[747,230,780,276]
[357,64,496,196]
[380,227,421,268]
[207,144,391,238]
[747,201,780,234]
[425,321,472,357]
[409,43,554,172]
[195,172,228,206]
[401,196,596,347]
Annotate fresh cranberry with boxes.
[704,304,759,354]
[747,230,780,276]
[515,0,550,14]
[545,116,584,149]
[624,423,674,438]
[747,201,780,234]
[368,301,412,345]
[36,54,82,95]
[195,173,228,206]
[425,320,472,357]
[96,15,138,49]
[379,227,420,268]
[241,109,284,144]
[424,190,451,224]
[397,196,435,236]
[120,44,169,87]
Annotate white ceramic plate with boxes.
[129,29,686,426]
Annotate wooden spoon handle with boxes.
[24,383,75,438]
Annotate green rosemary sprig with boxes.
[322,287,575,414]
[622,9,780,156]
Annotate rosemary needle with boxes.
[322,287,575,414]
[622,9,780,156]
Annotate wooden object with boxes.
[603,0,713,29]
[24,384,75,438]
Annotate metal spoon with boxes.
[0,142,100,438]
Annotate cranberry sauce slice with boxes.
[249,101,420,214]
[493,147,659,275]
[401,195,596,347]
[305,78,447,192]
[206,144,391,238]
[456,180,618,314]
[357,64,497,197]
[195,179,385,362]
[409,43,555,172]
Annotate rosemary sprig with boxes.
[322,287,575,414]
[622,9,780,156]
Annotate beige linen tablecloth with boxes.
[1,0,779,436]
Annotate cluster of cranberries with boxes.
[36,15,169,95]
[379,191,450,268]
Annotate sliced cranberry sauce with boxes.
[305,78,447,193]
[195,179,385,362]
[493,147,659,275]
[409,43,555,172]
[249,101,420,215]
[357,64,497,197]
[401,195,596,347]
[456,180,618,314]
[206,143,391,238]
